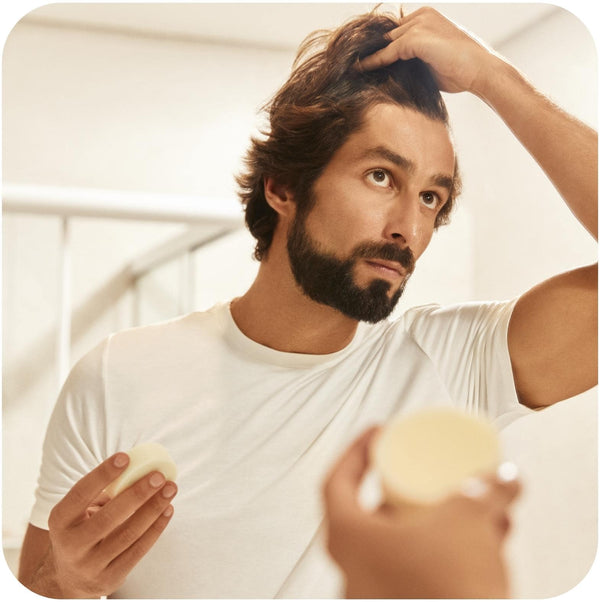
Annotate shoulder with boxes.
[107,303,228,358]
[378,299,519,364]
[401,299,518,339]
[67,304,229,388]
[62,336,108,397]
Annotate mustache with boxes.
[350,242,415,274]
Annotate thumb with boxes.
[322,426,380,517]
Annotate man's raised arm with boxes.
[360,7,598,408]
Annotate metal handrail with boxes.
[2,183,244,226]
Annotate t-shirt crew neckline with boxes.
[221,300,369,368]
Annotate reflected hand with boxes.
[323,427,520,599]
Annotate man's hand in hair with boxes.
[359,7,500,96]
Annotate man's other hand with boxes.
[19,453,177,598]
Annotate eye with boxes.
[367,169,392,188]
[420,191,442,210]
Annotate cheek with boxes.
[307,210,383,256]
[304,194,373,247]
[309,187,387,242]
[413,226,434,260]
[304,210,353,250]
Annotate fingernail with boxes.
[460,477,490,499]
[161,484,177,499]
[497,461,519,483]
[113,453,129,468]
[163,505,174,518]
[150,472,166,488]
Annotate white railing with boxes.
[3,183,243,225]
[3,183,244,389]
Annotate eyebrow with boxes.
[362,145,454,192]
[363,146,415,173]
[429,174,454,193]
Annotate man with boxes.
[18,7,596,599]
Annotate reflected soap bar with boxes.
[372,407,501,506]
[105,442,177,498]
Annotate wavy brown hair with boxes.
[237,10,461,261]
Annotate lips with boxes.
[364,259,404,277]
[352,241,415,276]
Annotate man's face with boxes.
[286,103,456,323]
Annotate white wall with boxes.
[2,3,597,596]
[3,13,284,557]
[445,7,598,300]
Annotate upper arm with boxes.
[508,264,598,409]
[403,301,524,422]
[18,523,51,585]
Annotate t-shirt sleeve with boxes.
[402,299,533,427]
[29,337,110,530]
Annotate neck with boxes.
[231,255,359,355]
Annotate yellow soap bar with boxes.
[372,407,501,505]
[105,442,177,498]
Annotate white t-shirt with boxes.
[30,300,529,598]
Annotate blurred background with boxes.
[2,2,598,597]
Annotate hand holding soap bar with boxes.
[372,407,501,506]
[104,442,177,498]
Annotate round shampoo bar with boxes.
[104,442,177,498]
[372,407,501,506]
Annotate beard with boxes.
[286,212,415,323]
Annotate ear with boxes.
[264,176,296,218]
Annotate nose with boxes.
[383,194,423,250]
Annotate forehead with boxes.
[333,102,456,175]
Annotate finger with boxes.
[322,426,380,515]
[96,482,177,564]
[382,7,445,46]
[464,464,520,505]
[484,463,522,517]
[49,453,130,529]
[82,471,170,542]
[85,491,112,519]
[457,463,521,536]
[398,6,438,26]
[482,474,521,539]
[385,18,418,43]
[105,504,175,582]
[93,491,112,506]
[358,38,417,72]
[358,15,419,72]
[375,500,404,519]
